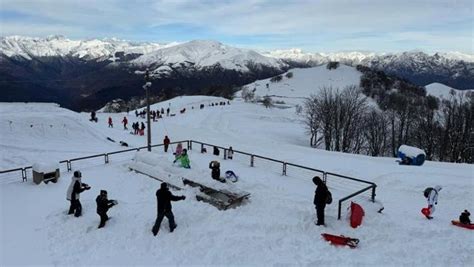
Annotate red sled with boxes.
[321,233,359,248]
[451,220,474,230]
[421,207,431,217]
[350,202,365,228]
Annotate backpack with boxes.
[424,187,433,198]
[326,190,333,205]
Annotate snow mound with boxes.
[425,83,473,99]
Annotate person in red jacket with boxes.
[163,136,170,152]
[108,117,113,128]
[122,116,128,130]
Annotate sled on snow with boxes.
[350,202,365,228]
[321,233,359,248]
[451,220,474,230]
[182,178,250,210]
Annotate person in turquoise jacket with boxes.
[173,149,190,168]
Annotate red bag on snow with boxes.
[421,207,431,217]
[350,202,365,228]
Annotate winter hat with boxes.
[160,182,168,190]
[74,171,82,178]
[313,176,322,185]
[100,190,107,195]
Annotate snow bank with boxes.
[32,162,59,173]
[398,145,426,158]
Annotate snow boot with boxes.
[170,224,177,233]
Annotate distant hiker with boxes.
[173,149,190,168]
[122,116,128,130]
[96,190,117,228]
[90,111,98,122]
[424,185,442,219]
[132,122,137,135]
[313,176,328,226]
[213,146,220,156]
[140,122,146,136]
[166,107,170,116]
[163,136,170,152]
[227,146,234,160]
[209,161,225,183]
[459,210,471,225]
[161,107,165,115]
[151,182,186,236]
[174,142,183,157]
[66,171,91,217]
[135,110,138,117]
[108,117,113,128]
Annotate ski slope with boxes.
[1,98,473,266]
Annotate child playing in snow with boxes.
[424,185,442,219]
[173,149,190,168]
[459,210,471,224]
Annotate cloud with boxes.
[1,0,472,53]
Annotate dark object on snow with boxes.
[200,104,205,109]
[460,210,471,224]
[321,233,359,248]
[313,176,328,225]
[180,108,186,114]
[107,137,116,143]
[224,170,238,183]
[201,147,207,153]
[451,220,474,229]
[397,145,426,166]
[213,146,220,156]
[96,190,117,228]
[90,111,98,122]
[424,187,434,198]
[209,161,224,182]
[182,178,250,210]
[163,136,170,152]
[152,183,185,236]
[119,141,128,147]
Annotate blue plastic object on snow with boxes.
[398,145,426,166]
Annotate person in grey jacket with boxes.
[66,171,90,217]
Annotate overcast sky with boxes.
[1,0,472,53]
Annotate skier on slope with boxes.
[163,136,170,153]
[108,117,113,128]
[122,116,128,130]
[152,182,186,236]
[424,185,442,219]
[66,171,91,217]
[96,190,117,228]
[313,176,328,226]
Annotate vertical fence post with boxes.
[250,155,254,167]
[22,168,27,182]
[67,161,72,171]
[323,172,327,183]
[201,143,204,153]
[282,163,287,176]
[224,149,227,160]
[105,154,109,164]
[371,185,376,202]
[189,140,192,150]
[338,200,342,220]
[186,141,190,150]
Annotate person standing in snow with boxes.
[174,142,183,157]
[152,182,186,236]
[96,190,117,228]
[108,117,113,128]
[122,116,128,130]
[140,122,146,135]
[209,161,225,183]
[313,176,328,226]
[425,185,442,219]
[163,136,170,152]
[166,107,170,116]
[67,171,91,217]
[173,149,190,168]
[227,146,234,160]
[213,146,220,156]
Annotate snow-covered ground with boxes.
[1,97,473,266]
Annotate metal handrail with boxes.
[337,184,375,219]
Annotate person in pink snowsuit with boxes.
[174,143,183,158]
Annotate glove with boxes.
[173,160,177,163]
[181,196,186,200]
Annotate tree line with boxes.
[304,67,473,163]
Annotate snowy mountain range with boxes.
[1,35,473,110]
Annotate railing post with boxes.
[323,172,327,183]
[201,143,204,153]
[250,155,254,167]
[67,161,72,171]
[189,140,192,150]
[105,154,109,164]
[186,141,190,150]
[338,200,342,220]
[371,185,376,202]
[22,168,27,182]
[282,163,287,176]
[224,149,227,160]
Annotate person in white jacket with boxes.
[426,185,442,219]
[67,171,91,217]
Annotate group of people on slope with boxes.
[66,171,117,229]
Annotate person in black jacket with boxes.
[96,190,117,228]
[66,171,91,217]
[313,176,328,226]
[152,183,185,236]
[209,161,225,183]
